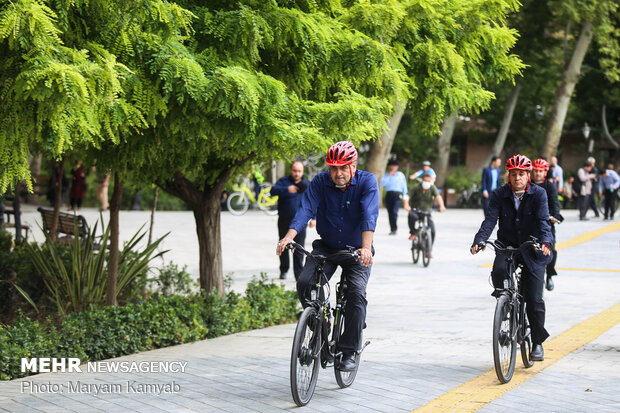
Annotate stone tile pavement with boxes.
[1,206,619,412]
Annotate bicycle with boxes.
[286,241,370,406]
[410,208,433,267]
[226,178,278,215]
[474,237,540,383]
[597,191,619,217]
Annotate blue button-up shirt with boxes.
[599,169,620,193]
[270,175,310,218]
[380,171,407,195]
[290,170,379,250]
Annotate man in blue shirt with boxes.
[270,161,314,280]
[276,141,379,372]
[409,160,436,182]
[482,156,502,216]
[599,168,620,220]
[381,159,408,235]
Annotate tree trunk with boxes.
[365,102,406,182]
[193,193,224,294]
[485,82,521,166]
[105,172,123,306]
[148,187,158,246]
[51,159,64,242]
[435,111,458,188]
[541,22,594,159]
[27,155,42,204]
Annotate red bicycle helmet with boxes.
[326,141,358,166]
[532,158,549,170]
[506,154,532,171]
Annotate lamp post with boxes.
[582,122,594,154]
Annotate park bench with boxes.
[1,197,31,241]
[37,207,95,247]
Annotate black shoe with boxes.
[338,352,356,372]
[546,276,554,291]
[580,217,589,221]
[491,289,502,298]
[279,272,287,280]
[530,344,544,361]
[389,230,397,235]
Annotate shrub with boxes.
[0,276,298,380]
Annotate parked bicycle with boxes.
[287,241,370,406]
[474,237,540,383]
[410,208,433,267]
[226,178,278,215]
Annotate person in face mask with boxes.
[404,173,446,249]
[531,158,563,291]
[470,154,553,362]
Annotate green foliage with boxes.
[0,277,299,380]
[445,166,482,193]
[151,262,197,297]
[24,220,168,315]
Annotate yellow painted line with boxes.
[479,220,620,268]
[413,301,620,413]
[555,267,620,273]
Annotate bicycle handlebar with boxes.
[411,208,432,217]
[476,237,541,254]
[285,242,361,262]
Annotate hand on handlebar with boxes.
[470,243,485,255]
[356,247,373,266]
[276,237,295,256]
[541,243,551,256]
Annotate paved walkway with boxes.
[1,206,619,412]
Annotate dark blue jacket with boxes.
[270,175,310,218]
[473,182,553,272]
[481,166,501,195]
[290,170,379,250]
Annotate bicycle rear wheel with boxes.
[411,238,420,264]
[291,307,321,406]
[333,312,361,388]
[520,304,534,368]
[421,231,432,267]
[493,294,517,383]
[226,192,249,216]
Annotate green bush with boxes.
[0,275,298,380]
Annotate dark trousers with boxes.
[384,191,401,232]
[578,195,588,219]
[603,189,617,218]
[587,192,599,216]
[491,252,549,345]
[297,240,371,353]
[278,216,306,279]
[547,224,557,276]
[407,210,435,243]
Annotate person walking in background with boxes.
[563,176,577,209]
[481,156,502,217]
[409,160,436,183]
[577,161,595,220]
[381,159,408,235]
[95,168,110,211]
[550,156,564,194]
[69,160,87,211]
[586,157,600,218]
[270,161,314,280]
[599,168,620,220]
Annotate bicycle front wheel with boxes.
[333,312,361,388]
[411,238,420,264]
[226,192,249,216]
[520,304,534,368]
[421,231,432,267]
[493,294,517,383]
[291,307,321,406]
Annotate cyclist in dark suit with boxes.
[470,154,553,362]
[532,158,563,291]
[276,141,379,372]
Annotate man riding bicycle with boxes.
[276,141,379,372]
[404,173,446,246]
[470,154,553,361]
